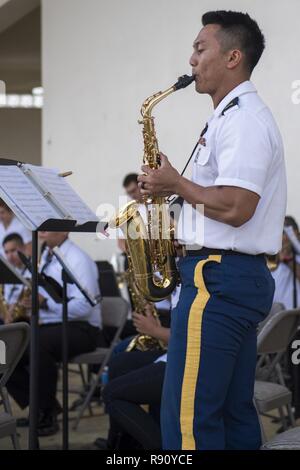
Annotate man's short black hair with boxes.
[122,173,138,187]
[284,215,299,233]
[0,198,12,212]
[202,10,265,73]
[2,232,24,247]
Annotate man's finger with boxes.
[159,153,170,167]
[138,181,150,191]
[138,174,148,183]
[140,165,151,174]
[140,188,152,196]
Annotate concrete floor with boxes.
[0,367,297,450]
[0,366,109,450]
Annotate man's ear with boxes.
[226,49,243,70]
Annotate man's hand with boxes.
[132,305,161,337]
[138,153,180,197]
[4,305,15,324]
[19,294,46,310]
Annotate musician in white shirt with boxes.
[272,216,300,310]
[7,232,104,436]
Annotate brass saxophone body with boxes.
[0,285,10,323]
[110,75,194,302]
[0,284,30,323]
[12,285,31,321]
[125,253,166,352]
[266,254,280,272]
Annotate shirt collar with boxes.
[213,80,257,118]
[43,237,71,261]
[56,237,71,255]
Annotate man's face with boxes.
[38,232,68,249]
[189,24,228,95]
[4,241,24,268]
[0,207,13,225]
[125,181,141,202]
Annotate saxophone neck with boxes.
[140,75,194,119]
[140,86,175,119]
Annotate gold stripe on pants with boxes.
[180,255,222,450]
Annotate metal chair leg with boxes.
[72,375,100,430]
[287,404,296,428]
[11,431,21,450]
[278,407,287,430]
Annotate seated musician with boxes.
[0,199,32,255]
[7,231,105,436]
[271,215,300,310]
[95,314,170,450]
[271,216,300,421]
[0,233,30,324]
[94,286,181,449]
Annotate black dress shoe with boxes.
[37,408,59,437]
[16,400,62,428]
[16,416,30,427]
[94,438,108,450]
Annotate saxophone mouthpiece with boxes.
[174,74,195,90]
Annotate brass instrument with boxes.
[266,254,280,272]
[0,285,10,323]
[125,254,166,352]
[0,283,31,323]
[12,284,31,322]
[109,75,195,301]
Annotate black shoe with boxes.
[16,416,30,427]
[37,408,59,437]
[94,438,108,450]
[16,400,62,428]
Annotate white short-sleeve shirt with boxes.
[0,216,32,254]
[177,81,287,255]
[38,239,102,328]
[3,267,31,305]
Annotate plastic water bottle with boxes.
[101,366,109,386]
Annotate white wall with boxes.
[42,0,300,260]
[0,108,41,164]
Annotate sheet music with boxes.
[24,165,98,225]
[0,166,60,229]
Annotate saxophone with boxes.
[125,252,166,352]
[109,74,194,301]
[0,285,10,323]
[0,284,31,323]
[12,285,31,322]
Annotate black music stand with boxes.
[28,220,105,450]
[0,159,106,450]
[52,247,100,450]
[0,258,29,286]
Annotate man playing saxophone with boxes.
[138,10,286,450]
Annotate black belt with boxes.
[184,246,265,258]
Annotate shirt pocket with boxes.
[194,144,211,166]
[192,145,214,185]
